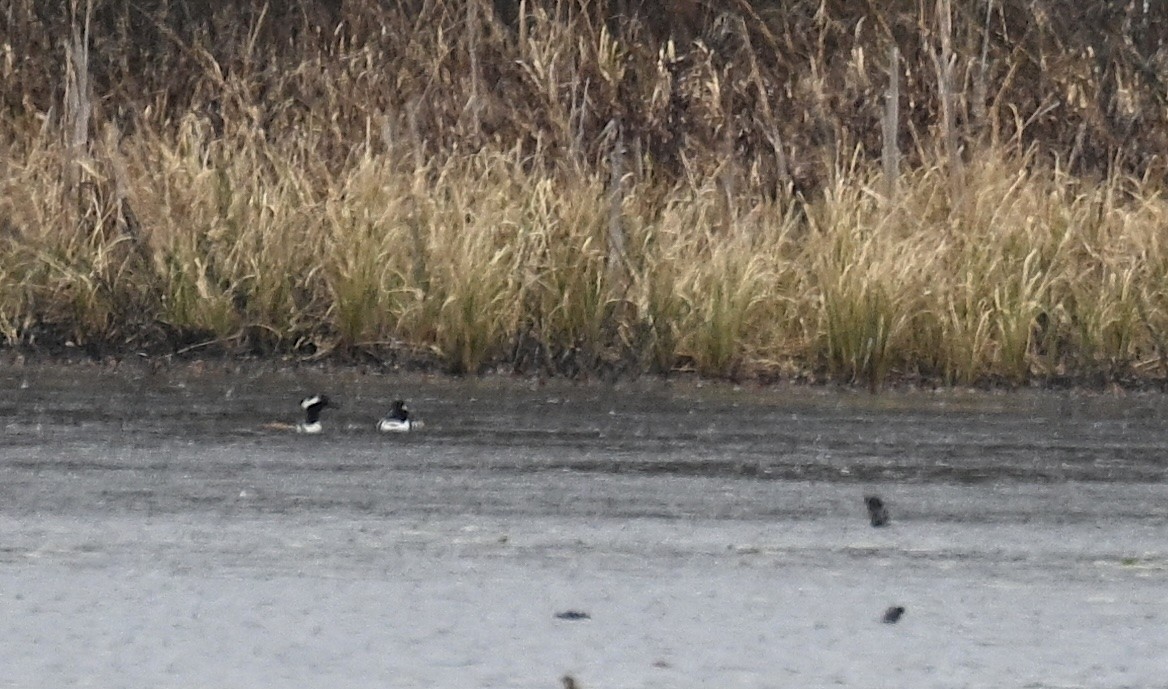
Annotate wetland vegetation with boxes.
[1,1,1166,387]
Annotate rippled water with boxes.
[0,362,1165,688]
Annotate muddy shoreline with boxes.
[4,344,1168,394]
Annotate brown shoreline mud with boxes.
[3,344,1167,394]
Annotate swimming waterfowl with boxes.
[882,605,905,623]
[865,495,890,527]
[296,394,333,434]
[377,399,420,432]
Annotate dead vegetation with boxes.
[1,0,1166,386]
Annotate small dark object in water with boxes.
[561,675,580,689]
[865,495,890,527]
[554,610,590,620]
[882,605,905,623]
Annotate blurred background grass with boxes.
[1,0,1166,386]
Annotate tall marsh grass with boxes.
[2,0,1167,386]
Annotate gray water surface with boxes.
[0,363,1165,688]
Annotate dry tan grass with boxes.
[2,1,1167,385]
[5,113,1168,384]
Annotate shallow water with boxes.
[0,363,1165,688]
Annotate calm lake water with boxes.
[0,362,1165,688]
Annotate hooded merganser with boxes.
[296,394,333,434]
[865,495,890,527]
[377,399,421,432]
